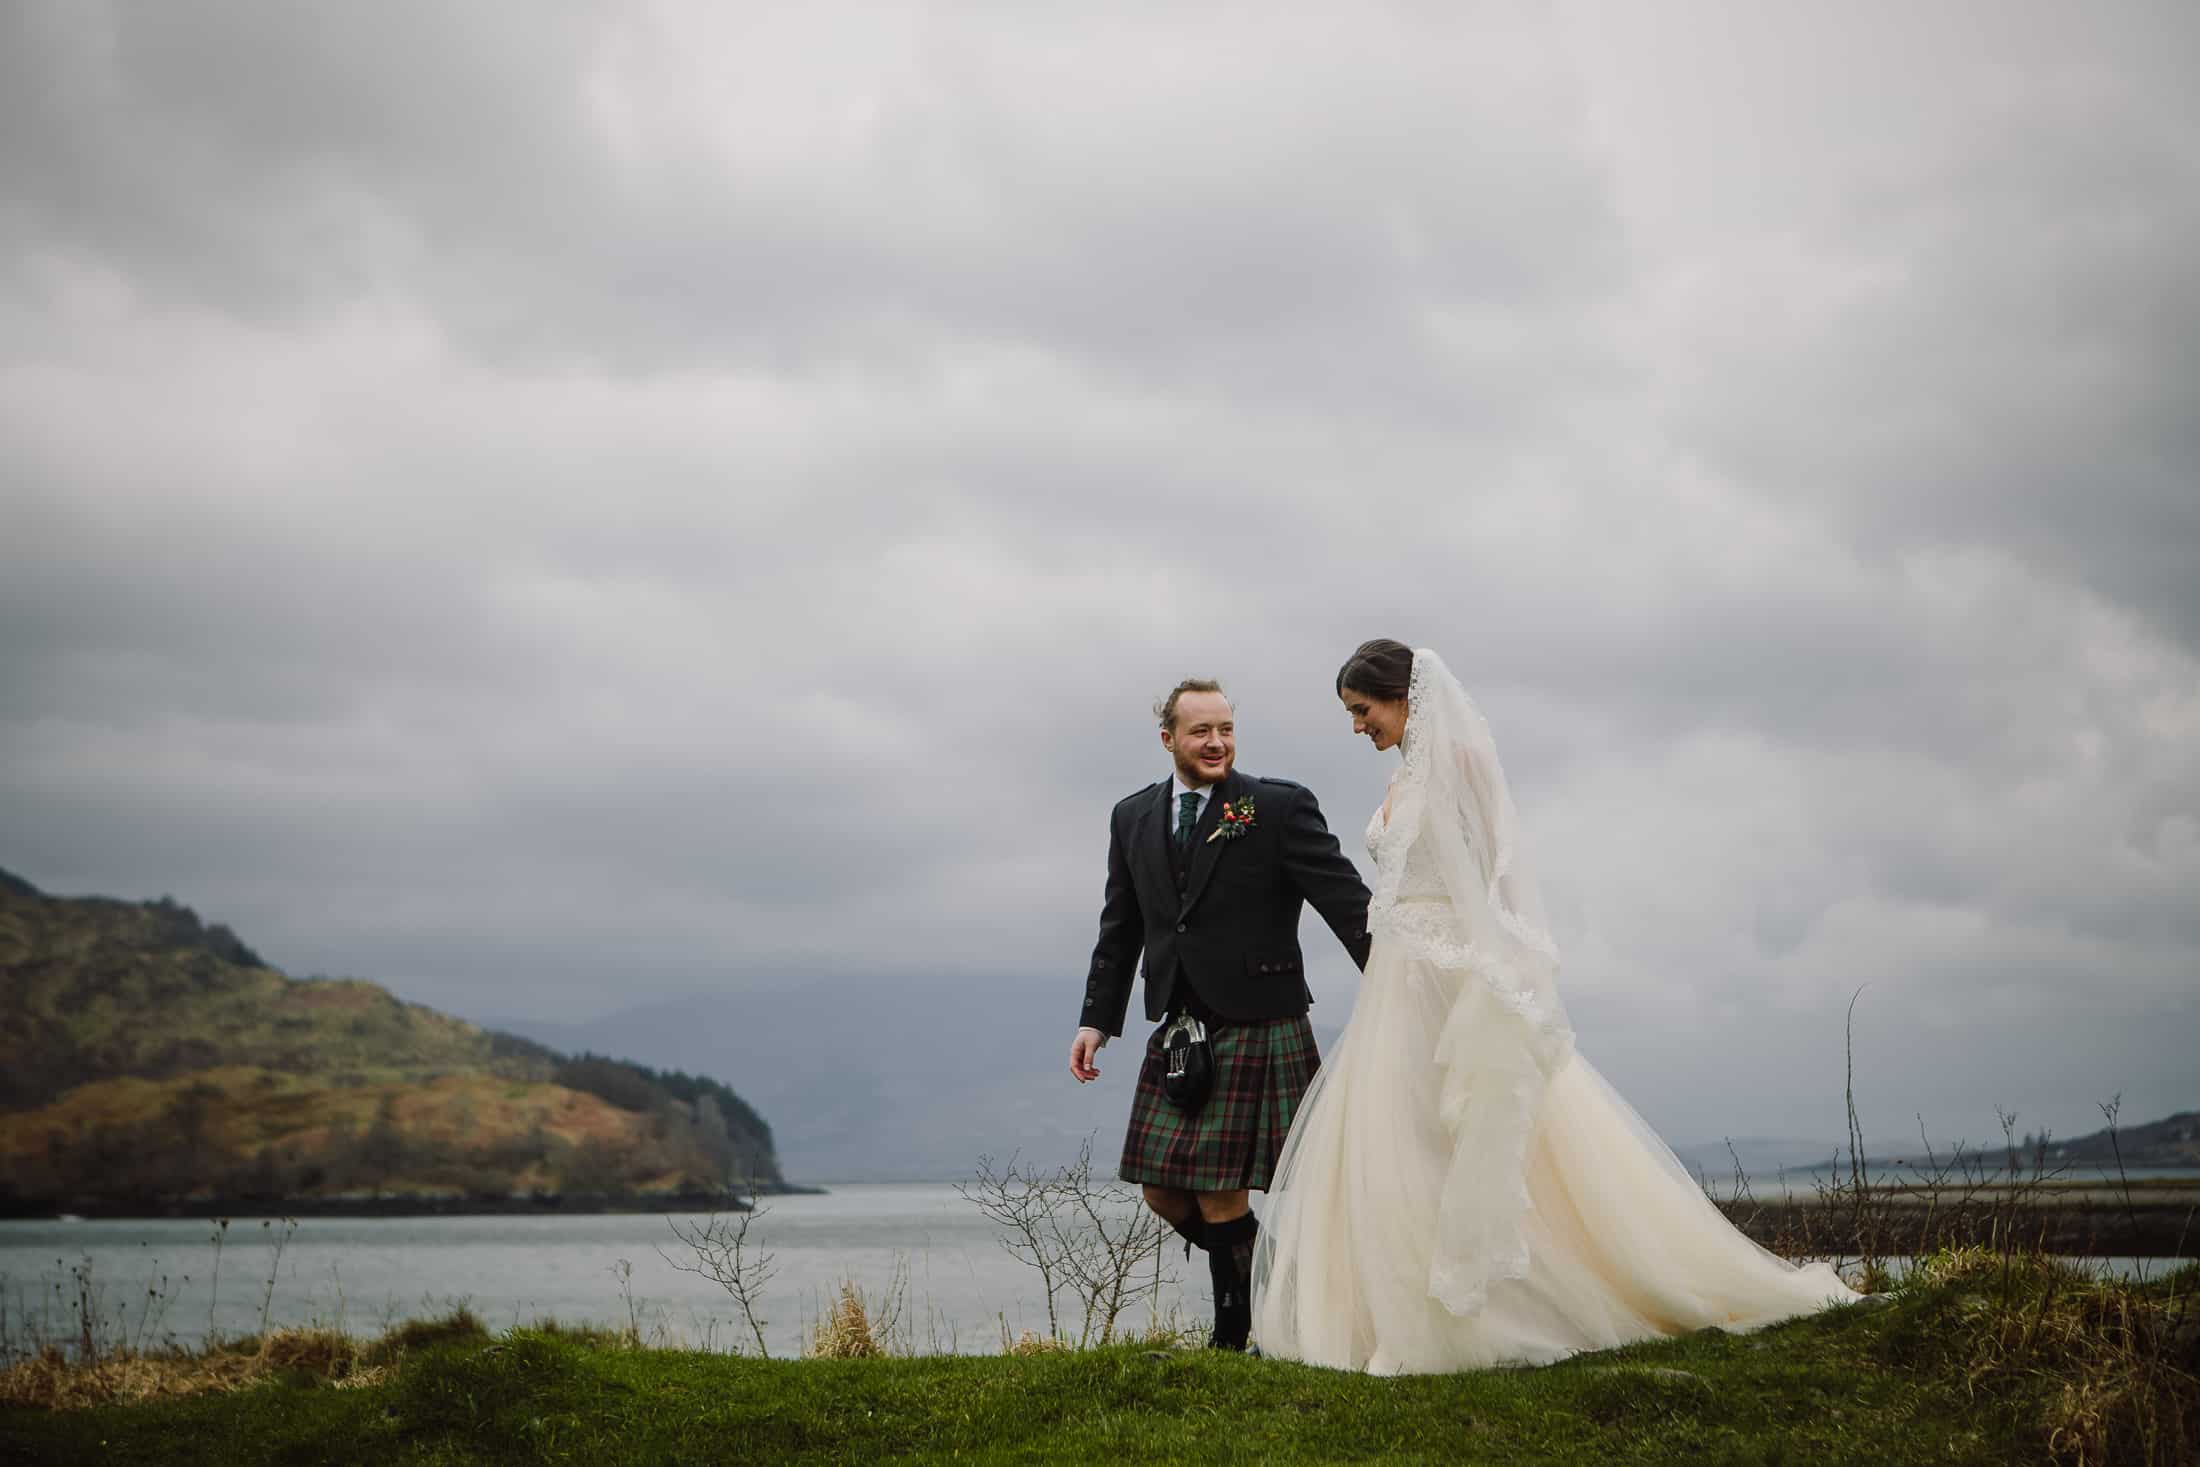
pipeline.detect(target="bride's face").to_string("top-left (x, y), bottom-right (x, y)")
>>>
top-left (1341, 687), bottom-right (1407, 752)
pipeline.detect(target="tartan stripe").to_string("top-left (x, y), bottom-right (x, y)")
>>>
top-left (1118, 1014), bottom-right (1319, 1193)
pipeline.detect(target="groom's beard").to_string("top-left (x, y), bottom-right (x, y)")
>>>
top-left (1170, 749), bottom-right (1232, 787)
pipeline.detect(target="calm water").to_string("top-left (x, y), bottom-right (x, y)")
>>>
top-left (6, 1174), bottom-right (2185, 1361)
top-left (0, 1185), bottom-right (1200, 1359)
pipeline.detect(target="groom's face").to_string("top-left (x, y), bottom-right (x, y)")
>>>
top-left (1162, 691), bottom-right (1236, 787)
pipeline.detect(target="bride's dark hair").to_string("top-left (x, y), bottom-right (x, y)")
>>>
top-left (1336, 639), bottom-right (1414, 701)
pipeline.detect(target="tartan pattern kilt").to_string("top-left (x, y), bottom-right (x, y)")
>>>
top-left (1118, 1014), bottom-right (1320, 1193)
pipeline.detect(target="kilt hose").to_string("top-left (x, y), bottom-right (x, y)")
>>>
top-left (1118, 1013), bottom-right (1320, 1194)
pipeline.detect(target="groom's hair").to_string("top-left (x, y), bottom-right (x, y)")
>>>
top-left (1156, 678), bottom-right (1228, 732)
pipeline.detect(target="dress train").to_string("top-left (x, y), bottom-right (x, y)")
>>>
top-left (1252, 938), bottom-right (1856, 1373)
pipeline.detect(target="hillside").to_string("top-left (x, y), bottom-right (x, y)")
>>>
top-left (0, 868), bottom-right (781, 1212)
top-left (2049, 1109), bottom-right (2200, 1169)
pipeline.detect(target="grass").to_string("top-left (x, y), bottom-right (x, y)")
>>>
top-left (3, 1258), bottom-right (2194, 1466)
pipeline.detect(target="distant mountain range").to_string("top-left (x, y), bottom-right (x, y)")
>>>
top-left (2046, 1110), bottom-right (2200, 1168)
top-left (488, 982), bottom-right (2198, 1186)
top-left (0, 867), bottom-right (781, 1213)
top-left (1668, 1115), bottom-right (2200, 1182)
top-left (479, 977), bottom-right (1187, 1185)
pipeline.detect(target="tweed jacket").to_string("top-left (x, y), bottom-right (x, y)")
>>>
top-left (1079, 767), bottom-right (1373, 1036)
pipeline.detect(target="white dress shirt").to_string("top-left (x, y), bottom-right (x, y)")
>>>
top-left (1168, 772), bottom-right (1215, 837)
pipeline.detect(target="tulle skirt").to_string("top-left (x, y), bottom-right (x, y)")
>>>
top-left (1251, 936), bottom-right (1857, 1374)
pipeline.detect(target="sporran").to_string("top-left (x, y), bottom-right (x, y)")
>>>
top-left (1160, 1012), bottom-right (1213, 1109)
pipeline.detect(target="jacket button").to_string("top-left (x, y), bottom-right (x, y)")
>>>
top-left (1176, 922), bottom-right (1187, 933)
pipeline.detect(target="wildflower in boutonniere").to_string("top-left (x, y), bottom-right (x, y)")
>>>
top-left (1206, 796), bottom-right (1258, 843)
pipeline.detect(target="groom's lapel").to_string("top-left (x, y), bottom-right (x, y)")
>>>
top-left (1132, 780), bottom-right (1171, 894)
top-left (1178, 768), bottom-right (1245, 916)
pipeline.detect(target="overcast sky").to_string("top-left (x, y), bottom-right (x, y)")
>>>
top-left (4, 2), bottom-right (2194, 1151)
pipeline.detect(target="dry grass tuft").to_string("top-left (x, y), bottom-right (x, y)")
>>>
top-left (327, 1363), bottom-right (394, 1391)
top-left (1905, 1248), bottom-right (2200, 1467)
top-left (256, 1327), bottom-right (365, 1375)
top-left (1004, 1329), bottom-right (1069, 1357)
top-left (1126, 1318), bottom-right (1203, 1351)
top-left (808, 1283), bottom-right (888, 1360)
top-left (804, 1262), bottom-right (912, 1360)
top-left (1912, 1244), bottom-right (2000, 1287)
top-left (0, 1313), bottom-right (469, 1411)
top-left (2013, 1278), bottom-right (2195, 1467)
top-left (3, 1344), bottom-right (268, 1410)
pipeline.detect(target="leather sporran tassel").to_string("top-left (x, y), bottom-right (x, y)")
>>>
top-left (1160, 1013), bottom-right (1213, 1109)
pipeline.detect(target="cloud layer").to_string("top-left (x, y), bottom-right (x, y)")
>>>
top-left (5, 1), bottom-right (2194, 1154)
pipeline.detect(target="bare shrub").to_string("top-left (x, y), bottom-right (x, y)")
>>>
top-left (258, 1219), bottom-right (297, 1338)
top-left (957, 1135), bottom-right (1174, 1348)
top-left (658, 1183), bottom-right (778, 1356)
top-left (1715, 993), bottom-right (2087, 1276)
top-left (606, 1259), bottom-right (642, 1347)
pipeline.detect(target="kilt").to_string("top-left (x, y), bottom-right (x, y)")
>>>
top-left (1118, 1013), bottom-right (1320, 1193)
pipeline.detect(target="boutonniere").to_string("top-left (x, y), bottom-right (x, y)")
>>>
top-left (1205, 796), bottom-right (1257, 843)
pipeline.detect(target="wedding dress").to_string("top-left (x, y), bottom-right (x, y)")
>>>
top-left (1251, 649), bottom-right (1855, 1374)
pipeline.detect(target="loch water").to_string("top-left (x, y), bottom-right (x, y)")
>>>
top-left (5, 1172), bottom-right (2187, 1361)
top-left (0, 1183), bottom-right (1200, 1359)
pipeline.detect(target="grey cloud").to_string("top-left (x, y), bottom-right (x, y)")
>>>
top-left (1597, 8), bottom-right (2200, 651)
top-left (3, 2), bottom-right (2195, 1155)
top-left (0, 2), bottom-right (611, 316)
top-left (3, 3), bottom-right (1628, 405)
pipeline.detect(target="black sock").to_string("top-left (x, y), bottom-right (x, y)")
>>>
top-left (1205, 1211), bottom-right (1259, 1350)
top-left (1229, 1214), bottom-right (1259, 1284)
top-left (1166, 1210), bottom-right (1207, 1259)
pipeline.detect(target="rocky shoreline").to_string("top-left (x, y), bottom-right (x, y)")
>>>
top-left (0, 1183), bottom-right (827, 1222)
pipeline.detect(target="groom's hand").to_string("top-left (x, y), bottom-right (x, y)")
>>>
top-left (1069, 1027), bottom-right (1106, 1083)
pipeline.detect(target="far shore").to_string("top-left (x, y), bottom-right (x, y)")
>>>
top-left (1715, 1175), bottom-right (2198, 1258)
top-left (0, 1183), bottom-right (829, 1223)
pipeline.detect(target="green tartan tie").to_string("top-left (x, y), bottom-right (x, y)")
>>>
top-left (1175, 791), bottom-right (1202, 854)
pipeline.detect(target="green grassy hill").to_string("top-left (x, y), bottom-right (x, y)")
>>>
top-left (0, 867), bottom-right (781, 1211)
top-left (6, 1255), bottom-right (2197, 1466)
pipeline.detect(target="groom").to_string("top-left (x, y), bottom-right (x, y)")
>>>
top-left (1069, 677), bottom-right (1372, 1350)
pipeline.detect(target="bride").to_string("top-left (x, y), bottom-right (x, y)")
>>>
top-left (1251, 640), bottom-right (1857, 1373)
